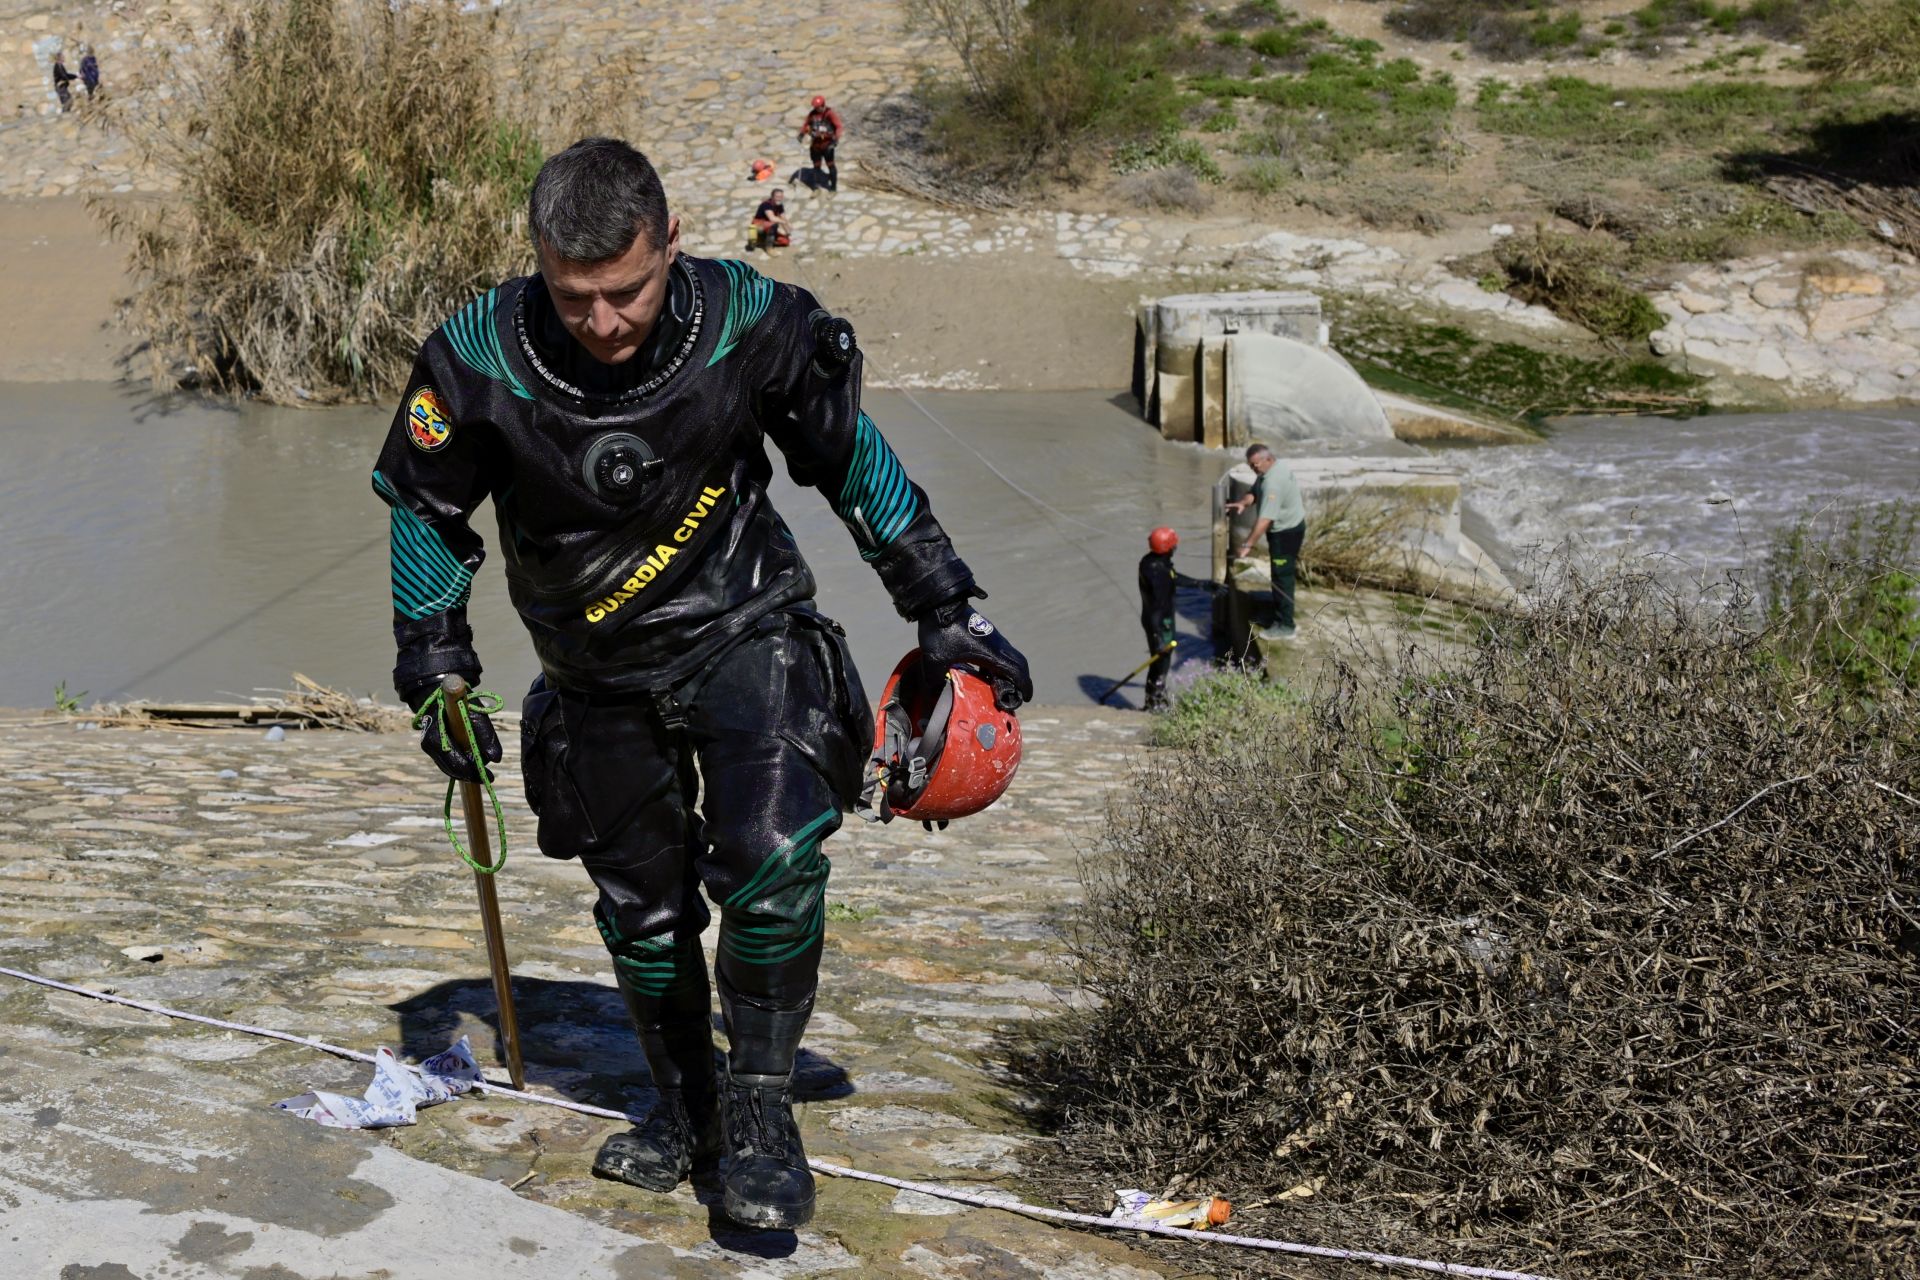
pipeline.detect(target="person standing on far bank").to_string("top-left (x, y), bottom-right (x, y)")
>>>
top-left (798, 95), bottom-right (842, 191)
top-left (370, 138), bottom-right (1031, 1231)
top-left (79, 46), bottom-right (100, 101)
top-left (1226, 442), bottom-right (1306, 638)
top-left (51, 52), bottom-right (76, 112)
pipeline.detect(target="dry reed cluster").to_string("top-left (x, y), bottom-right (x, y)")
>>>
top-left (103, 0), bottom-right (637, 404)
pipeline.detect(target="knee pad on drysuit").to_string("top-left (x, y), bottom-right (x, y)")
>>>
top-left (595, 904), bottom-right (708, 1001)
top-left (716, 808), bottom-right (837, 983)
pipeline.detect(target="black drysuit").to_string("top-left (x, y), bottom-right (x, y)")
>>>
top-left (1137, 551), bottom-right (1176, 709)
top-left (371, 255), bottom-right (976, 1075)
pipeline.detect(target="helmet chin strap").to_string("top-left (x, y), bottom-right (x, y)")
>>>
top-left (896, 675), bottom-right (955, 804)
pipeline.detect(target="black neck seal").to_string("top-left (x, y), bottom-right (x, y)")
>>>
top-left (518, 257), bottom-right (704, 403)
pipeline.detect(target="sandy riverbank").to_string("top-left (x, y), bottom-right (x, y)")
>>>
top-left (0, 196), bottom-right (131, 382)
top-left (0, 195), bottom-right (1184, 392)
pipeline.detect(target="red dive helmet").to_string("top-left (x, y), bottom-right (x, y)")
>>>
top-left (1149, 526), bottom-right (1179, 555)
top-left (869, 651), bottom-right (1022, 823)
top-left (811, 95), bottom-right (826, 108)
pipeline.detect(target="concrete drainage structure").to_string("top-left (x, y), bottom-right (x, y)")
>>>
top-left (1136, 290), bottom-right (1518, 667)
top-left (1134, 290), bottom-right (1531, 445)
top-left (1134, 291), bottom-right (1394, 448)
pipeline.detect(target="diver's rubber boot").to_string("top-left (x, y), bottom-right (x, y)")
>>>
top-left (718, 984), bottom-right (815, 1228)
top-left (720, 1068), bottom-right (815, 1228)
top-left (593, 1083), bottom-right (722, 1191)
top-left (594, 960), bottom-right (722, 1192)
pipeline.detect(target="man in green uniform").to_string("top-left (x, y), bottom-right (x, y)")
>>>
top-left (1226, 442), bottom-right (1307, 638)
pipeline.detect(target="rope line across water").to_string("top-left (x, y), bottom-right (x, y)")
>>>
top-left (0, 965), bottom-right (1557, 1280)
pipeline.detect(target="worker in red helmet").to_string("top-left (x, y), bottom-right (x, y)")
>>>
top-left (798, 95), bottom-right (843, 191)
top-left (1139, 527), bottom-right (1180, 710)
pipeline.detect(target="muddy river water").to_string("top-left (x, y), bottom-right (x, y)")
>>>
top-left (2, 382), bottom-right (1917, 710)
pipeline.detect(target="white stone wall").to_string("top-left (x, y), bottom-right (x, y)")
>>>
top-left (1648, 249), bottom-right (1920, 403)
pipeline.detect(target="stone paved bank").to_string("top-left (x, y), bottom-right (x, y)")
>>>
top-left (0, 708), bottom-right (1212, 1279)
top-left (1649, 248), bottom-right (1920, 404)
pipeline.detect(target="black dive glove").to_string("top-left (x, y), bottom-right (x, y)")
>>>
top-left (405, 680), bottom-right (503, 785)
top-left (916, 597), bottom-right (1034, 711)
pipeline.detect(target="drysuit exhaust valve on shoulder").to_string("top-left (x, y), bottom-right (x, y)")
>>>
top-left (583, 433), bottom-right (662, 502)
top-left (809, 310), bottom-right (856, 375)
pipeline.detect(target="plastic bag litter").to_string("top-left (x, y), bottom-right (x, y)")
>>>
top-left (275, 1037), bottom-right (484, 1129)
top-left (1110, 1188), bottom-right (1232, 1229)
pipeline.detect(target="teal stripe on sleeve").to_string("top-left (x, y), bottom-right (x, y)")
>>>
top-left (833, 414), bottom-right (919, 557)
top-left (442, 289), bottom-right (532, 400)
top-left (708, 259), bottom-right (777, 366)
top-left (373, 469), bottom-right (475, 620)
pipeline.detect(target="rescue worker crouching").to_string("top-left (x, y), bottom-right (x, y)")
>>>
top-left (371, 137), bottom-right (1031, 1231)
top-left (750, 187), bottom-right (792, 251)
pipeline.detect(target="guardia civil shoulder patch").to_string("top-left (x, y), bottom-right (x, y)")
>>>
top-left (406, 386), bottom-right (453, 452)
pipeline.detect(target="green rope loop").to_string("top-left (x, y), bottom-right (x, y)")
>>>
top-left (413, 686), bottom-right (509, 875)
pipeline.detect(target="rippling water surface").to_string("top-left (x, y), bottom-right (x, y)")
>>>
top-left (4, 384), bottom-right (1916, 708)
top-left (1450, 409), bottom-right (1920, 577)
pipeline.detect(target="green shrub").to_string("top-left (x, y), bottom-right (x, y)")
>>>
top-left (1768, 501), bottom-right (1920, 698)
top-left (1626, 195), bottom-right (1861, 263)
top-left (1388, 0), bottom-right (1597, 58)
top-left (1150, 670), bottom-right (1299, 749)
top-left (1236, 156), bottom-right (1292, 193)
top-left (1807, 0), bottom-right (1920, 80)
top-left (1530, 9), bottom-right (1585, 46)
top-left (105, 0), bottom-right (551, 402)
top-left (1194, 45), bottom-right (1457, 169)
top-left (1496, 229), bottom-right (1665, 341)
top-left (1249, 25), bottom-right (1308, 57)
top-left (909, 0), bottom-right (1186, 179)
top-left (1199, 105), bottom-right (1240, 132)
top-left (1634, 0), bottom-right (1829, 38)
top-left (1113, 131), bottom-right (1226, 181)
top-left (1476, 75), bottom-right (1812, 148)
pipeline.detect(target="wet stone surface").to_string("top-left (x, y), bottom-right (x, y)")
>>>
top-left (0, 707), bottom-right (1206, 1277)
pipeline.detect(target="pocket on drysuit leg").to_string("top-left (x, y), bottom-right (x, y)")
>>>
top-left (780, 614), bottom-right (873, 809)
top-left (519, 676), bottom-right (596, 858)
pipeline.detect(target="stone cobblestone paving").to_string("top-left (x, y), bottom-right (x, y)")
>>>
top-left (0, 707), bottom-right (1227, 1277)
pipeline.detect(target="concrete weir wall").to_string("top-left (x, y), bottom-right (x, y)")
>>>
top-left (1135, 292), bottom-right (1323, 446)
top-left (1134, 290), bottom-right (1533, 446)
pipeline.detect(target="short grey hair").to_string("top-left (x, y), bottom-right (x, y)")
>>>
top-left (1245, 442), bottom-right (1273, 461)
top-left (528, 137), bottom-right (670, 263)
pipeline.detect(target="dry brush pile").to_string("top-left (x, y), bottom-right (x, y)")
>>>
top-left (1017, 536), bottom-right (1919, 1277)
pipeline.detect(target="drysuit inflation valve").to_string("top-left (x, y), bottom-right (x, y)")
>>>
top-left (583, 433), bottom-right (662, 502)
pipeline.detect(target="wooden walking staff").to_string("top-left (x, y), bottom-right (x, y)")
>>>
top-left (439, 674), bottom-right (526, 1090)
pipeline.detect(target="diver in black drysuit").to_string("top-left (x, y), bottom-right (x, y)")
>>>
top-left (1138, 548), bottom-right (1176, 710)
top-left (371, 172), bottom-right (1030, 1228)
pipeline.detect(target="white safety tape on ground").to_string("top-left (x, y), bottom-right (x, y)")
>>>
top-left (0, 964), bottom-right (1557, 1280)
